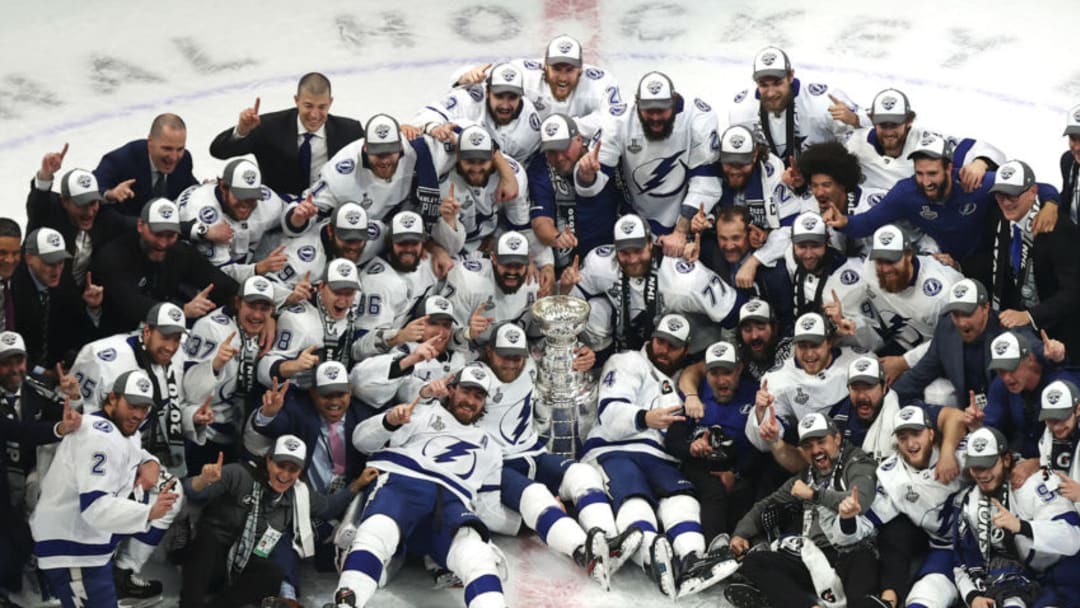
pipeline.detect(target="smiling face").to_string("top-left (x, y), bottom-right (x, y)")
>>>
top-left (913, 158), bottom-right (952, 202)
top-left (295, 91), bottom-right (331, 133)
top-left (0, 353), bottom-right (26, 393)
top-left (62, 198), bottom-right (99, 231)
top-left (104, 394), bottom-right (151, 437)
top-left (722, 162), bottom-right (754, 190)
top-left (318, 283), bottom-right (356, 320)
top-left (457, 158), bottom-right (494, 187)
top-left (739, 320), bottom-right (777, 363)
top-left (487, 348), bottom-right (526, 383)
top-left (147, 126), bottom-right (186, 175)
top-left (647, 336), bottom-right (687, 376)
top-left (237, 299), bottom-right (272, 336)
top-left (798, 432), bottom-right (842, 474)
top-left (616, 245), bottom-right (652, 278)
top-left (794, 339), bottom-right (832, 376)
top-left (794, 241), bottom-right (827, 273)
top-left (0, 236), bottom-right (20, 280)
top-left (26, 255), bottom-right (64, 288)
top-left (874, 254), bottom-right (914, 293)
top-left (848, 380), bottom-right (884, 423)
top-left (220, 184), bottom-right (258, 222)
top-left (137, 221), bottom-right (179, 262)
top-left (446, 383), bottom-right (487, 425)
top-left (969, 455), bottom-right (1008, 495)
top-left (365, 150), bottom-right (402, 180)
top-left (896, 427), bottom-right (934, 469)
top-left (311, 389), bottom-right (349, 424)
top-left (810, 173), bottom-right (847, 212)
top-left (994, 185), bottom-right (1037, 223)
top-left (637, 107), bottom-right (675, 140)
top-left (873, 119), bottom-right (912, 158)
top-left (756, 74), bottom-right (793, 113)
top-left (544, 136), bottom-right (585, 175)
top-left (544, 62), bottom-right (581, 100)
top-left (266, 455), bottom-right (303, 494)
top-left (488, 91), bottom-right (522, 126)
top-left (142, 326), bottom-right (181, 365)
top-left (716, 218), bottom-right (750, 264)
top-left (388, 239), bottom-right (422, 273)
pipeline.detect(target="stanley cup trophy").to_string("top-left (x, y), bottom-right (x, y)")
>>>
top-left (531, 295), bottom-right (598, 459)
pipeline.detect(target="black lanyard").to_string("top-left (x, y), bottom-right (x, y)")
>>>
top-left (616, 247), bottom-right (662, 351)
top-left (759, 95), bottom-right (798, 161)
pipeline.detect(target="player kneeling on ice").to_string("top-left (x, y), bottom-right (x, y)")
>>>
top-left (331, 364), bottom-right (507, 608)
top-left (580, 313), bottom-right (738, 599)
top-left (475, 321), bottom-right (641, 590)
top-left (726, 412), bottom-right (879, 608)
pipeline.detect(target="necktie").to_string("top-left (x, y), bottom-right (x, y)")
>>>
top-left (329, 421), bottom-right (345, 476)
top-left (39, 290), bottom-right (50, 364)
top-left (299, 133), bottom-right (315, 186)
top-left (73, 231), bottom-right (92, 286)
top-left (1009, 224), bottom-right (1022, 276)
top-left (152, 172), bottom-right (167, 198)
top-left (1, 281), bottom-right (11, 331)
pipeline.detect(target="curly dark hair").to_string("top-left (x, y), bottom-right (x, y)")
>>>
top-left (796, 141), bottom-right (862, 193)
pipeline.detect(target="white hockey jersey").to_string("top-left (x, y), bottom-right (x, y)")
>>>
top-left (1037, 428), bottom-right (1080, 510)
top-left (728, 80), bottom-right (861, 158)
top-left (257, 299), bottom-right (360, 389)
top-left (353, 393), bottom-right (503, 512)
top-left (267, 223), bottom-right (385, 303)
top-left (845, 125), bottom-right (1006, 192)
top-left (431, 155), bottom-right (532, 256)
top-left (953, 479), bottom-right (1080, 600)
top-left (30, 412), bottom-right (151, 569)
top-left (181, 309), bottom-right (261, 444)
top-left (351, 257), bottom-right (440, 359)
top-left (581, 347), bottom-right (682, 463)
top-left (866, 448), bottom-right (968, 547)
top-left (512, 59), bottom-right (622, 138)
top-left (745, 346), bottom-right (863, 452)
top-left (415, 85), bottom-right (542, 163)
top-left (349, 343), bottom-right (471, 410)
top-left (70, 333), bottom-right (205, 472)
top-left (305, 135), bottom-right (453, 223)
top-left (576, 96), bottom-right (720, 232)
top-left (831, 255), bottom-right (962, 354)
top-left (475, 358), bottom-right (545, 459)
top-left (176, 182), bottom-right (287, 283)
top-left (442, 258), bottom-right (538, 345)
top-left (571, 246), bottom-right (735, 351)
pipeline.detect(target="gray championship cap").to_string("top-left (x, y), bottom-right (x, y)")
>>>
top-left (314, 361), bottom-right (349, 395)
top-left (793, 312), bottom-right (829, 345)
top-left (458, 125), bottom-right (494, 161)
top-left (540, 114), bottom-right (580, 152)
top-left (653, 313), bottom-right (690, 348)
top-left (791, 212), bottom-right (827, 244)
top-left (719, 125), bottom-right (757, 165)
top-left (24, 228), bottom-right (71, 264)
top-left (739, 299), bottom-right (773, 325)
top-left (705, 340), bottom-right (739, 371)
top-left (221, 158), bottom-right (263, 200)
top-left (488, 63), bottom-right (525, 97)
top-left (752, 46), bottom-right (791, 81)
top-left (333, 202), bottom-right (374, 241)
top-left (494, 231), bottom-right (529, 266)
top-left (364, 114), bottom-right (404, 155)
top-left (893, 405), bottom-right (932, 433)
top-left (146, 302), bottom-right (187, 335)
top-left (1063, 104), bottom-right (1080, 136)
top-left (906, 133), bottom-right (952, 161)
top-left (454, 364), bottom-right (492, 394)
top-left (492, 322), bottom-right (528, 357)
top-left (868, 225), bottom-right (908, 263)
top-left (0, 331), bottom-right (26, 360)
top-left (1039, 379), bottom-right (1080, 421)
top-left (389, 211), bottom-right (425, 244)
top-left (847, 356), bottom-right (884, 385)
top-left (613, 214), bottom-right (650, 251)
top-left (271, 434), bottom-right (307, 467)
top-left (636, 72), bottom-right (675, 110)
top-left (112, 369), bottom-right (155, 407)
top-left (60, 168), bottom-right (105, 206)
top-left (943, 279), bottom-right (988, 315)
top-left (869, 88), bottom-right (912, 125)
top-left (965, 426), bottom-right (1008, 469)
top-left (989, 331), bottom-right (1031, 372)
top-left (140, 198), bottom-right (181, 234)
top-left (797, 412), bottom-right (837, 442)
top-left (421, 295), bottom-right (455, 323)
top-left (989, 160), bottom-right (1036, 197)
top-left (240, 275), bottom-right (275, 305)
top-left (324, 258), bottom-right (361, 291)
top-left (545, 34), bottom-right (583, 68)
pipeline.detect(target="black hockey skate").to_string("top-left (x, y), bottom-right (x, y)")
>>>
top-left (574, 527), bottom-right (611, 591)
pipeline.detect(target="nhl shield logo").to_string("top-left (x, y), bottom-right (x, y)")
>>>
top-left (1047, 389), bottom-right (1063, 405)
top-left (953, 284), bottom-right (969, 298)
top-left (46, 233), bottom-right (61, 248)
top-left (468, 131), bottom-right (486, 147)
top-left (558, 41), bottom-right (573, 54)
top-left (345, 210), bottom-right (362, 225)
top-left (972, 437), bottom-right (989, 452)
top-left (375, 124), bottom-right (391, 140)
top-left (1000, 166), bottom-right (1015, 180)
top-left (168, 308), bottom-right (183, 322)
top-left (646, 79), bottom-right (663, 95)
top-left (544, 122), bottom-right (560, 137)
top-left (77, 174), bottom-right (93, 189)
top-left (761, 52), bottom-right (777, 66)
top-left (136, 378), bottom-right (151, 394)
top-left (800, 215), bottom-right (818, 230)
top-left (730, 134), bottom-right (745, 149)
top-left (284, 437), bottom-right (301, 451)
top-left (993, 340), bottom-right (1010, 356)
top-left (854, 359), bottom-right (871, 372)
top-left (881, 96), bottom-right (897, 111)
top-left (242, 169), bottom-right (257, 186)
top-left (401, 215), bottom-right (417, 229)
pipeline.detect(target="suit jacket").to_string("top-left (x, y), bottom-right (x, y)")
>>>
top-left (989, 212), bottom-right (1080, 357)
top-left (12, 262), bottom-right (102, 368)
top-left (93, 139), bottom-right (198, 217)
top-left (892, 313), bottom-right (1005, 404)
top-left (209, 108), bottom-right (364, 196)
top-left (25, 179), bottom-right (127, 285)
top-left (1062, 150), bottom-right (1079, 218)
top-left (90, 231), bottom-right (238, 334)
top-left (251, 392), bottom-right (368, 482)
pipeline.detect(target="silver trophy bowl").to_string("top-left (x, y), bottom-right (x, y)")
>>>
top-left (531, 296), bottom-right (597, 458)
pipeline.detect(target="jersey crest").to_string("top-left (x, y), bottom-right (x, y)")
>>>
top-left (632, 150), bottom-right (688, 198)
top-left (422, 436), bottom-right (481, 478)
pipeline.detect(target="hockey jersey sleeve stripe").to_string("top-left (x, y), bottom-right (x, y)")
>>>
top-left (369, 451), bottom-right (474, 501)
top-left (343, 549), bottom-right (385, 582)
top-left (79, 490), bottom-right (107, 513)
top-left (664, 520), bottom-right (703, 543)
top-left (34, 537), bottom-right (121, 558)
top-left (597, 396), bottom-right (631, 418)
top-left (464, 574), bottom-right (502, 607)
top-left (131, 526), bottom-right (167, 546)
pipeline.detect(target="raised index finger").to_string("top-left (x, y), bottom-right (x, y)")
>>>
top-left (224, 330), bottom-right (237, 345)
top-left (449, 182), bottom-right (455, 198)
top-left (1041, 329), bottom-right (1051, 345)
top-left (831, 289), bottom-right (841, 305)
top-left (253, 97), bottom-right (260, 113)
top-left (59, 142), bottom-right (69, 159)
top-left (198, 283), bottom-right (215, 298)
top-left (216, 451), bottom-right (224, 467)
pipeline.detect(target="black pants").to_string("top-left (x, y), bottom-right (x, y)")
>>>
top-left (740, 543), bottom-right (879, 608)
top-left (179, 529), bottom-right (283, 608)
top-left (877, 517), bottom-right (926, 603)
top-left (683, 466), bottom-right (754, 544)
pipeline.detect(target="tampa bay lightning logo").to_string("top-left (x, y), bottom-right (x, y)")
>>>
top-left (298, 245), bottom-right (316, 262)
top-left (94, 420), bottom-right (112, 433)
top-left (499, 393), bottom-right (532, 444)
top-left (199, 206), bottom-right (218, 224)
top-left (840, 269), bottom-right (859, 285)
top-left (632, 150), bottom-right (688, 197)
top-left (422, 436), bottom-right (480, 478)
top-left (98, 347), bottom-right (116, 361)
top-left (922, 278), bottom-right (942, 297)
top-left (336, 158), bottom-right (355, 174)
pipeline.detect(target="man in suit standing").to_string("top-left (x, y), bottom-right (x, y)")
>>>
top-left (987, 159), bottom-right (1080, 357)
top-left (13, 228), bottom-right (104, 370)
top-left (0, 219), bottom-right (21, 333)
top-left (1062, 104), bottom-right (1080, 226)
top-left (209, 72), bottom-right (364, 196)
top-left (27, 146), bottom-right (126, 287)
top-left (93, 113), bottom-right (198, 218)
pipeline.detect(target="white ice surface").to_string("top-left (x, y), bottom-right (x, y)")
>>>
top-left (2, 0), bottom-right (1078, 605)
